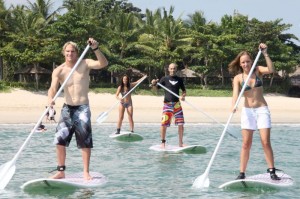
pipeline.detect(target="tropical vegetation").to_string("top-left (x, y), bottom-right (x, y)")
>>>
top-left (0, 0), bottom-right (299, 94)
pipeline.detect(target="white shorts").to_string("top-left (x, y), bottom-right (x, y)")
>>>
top-left (241, 106), bottom-right (271, 130)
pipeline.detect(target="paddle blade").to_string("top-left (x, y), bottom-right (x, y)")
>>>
top-left (192, 173), bottom-right (210, 189)
top-left (0, 161), bottom-right (16, 190)
top-left (96, 112), bottom-right (108, 124)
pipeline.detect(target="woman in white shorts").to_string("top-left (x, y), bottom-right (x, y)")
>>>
top-left (228, 43), bottom-right (280, 181)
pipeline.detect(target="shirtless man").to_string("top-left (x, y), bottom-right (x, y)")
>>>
top-left (48, 38), bottom-right (108, 180)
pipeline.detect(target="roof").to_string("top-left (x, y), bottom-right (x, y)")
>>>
top-left (114, 67), bottom-right (145, 77)
top-left (15, 65), bottom-right (52, 74)
top-left (290, 66), bottom-right (300, 77)
top-left (176, 68), bottom-right (200, 78)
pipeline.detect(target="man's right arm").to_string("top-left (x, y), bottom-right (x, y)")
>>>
top-left (48, 69), bottom-right (60, 105)
top-left (86, 38), bottom-right (108, 69)
top-left (150, 78), bottom-right (160, 92)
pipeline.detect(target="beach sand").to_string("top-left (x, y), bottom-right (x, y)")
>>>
top-left (0, 89), bottom-right (298, 124)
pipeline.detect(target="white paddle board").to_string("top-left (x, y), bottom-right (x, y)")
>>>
top-left (109, 131), bottom-right (143, 142)
top-left (219, 173), bottom-right (293, 190)
top-left (35, 129), bottom-right (47, 133)
top-left (21, 172), bottom-right (107, 191)
top-left (149, 144), bottom-right (206, 154)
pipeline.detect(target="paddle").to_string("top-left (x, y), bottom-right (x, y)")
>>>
top-left (192, 50), bottom-right (262, 189)
top-left (156, 82), bottom-right (239, 139)
top-left (0, 44), bottom-right (91, 190)
top-left (96, 75), bottom-right (148, 123)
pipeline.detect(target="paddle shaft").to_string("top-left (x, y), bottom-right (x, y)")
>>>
top-left (157, 82), bottom-right (238, 139)
top-left (98, 75), bottom-right (147, 116)
top-left (11, 44), bottom-right (91, 164)
top-left (203, 50), bottom-right (262, 176)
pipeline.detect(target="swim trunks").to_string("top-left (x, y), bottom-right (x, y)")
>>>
top-left (241, 106), bottom-right (271, 130)
top-left (161, 101), bottom-right (184, 126)
top-left (53, 104), bottom-right (93, 148)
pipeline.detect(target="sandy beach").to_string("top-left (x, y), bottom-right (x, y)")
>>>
top-left (0, 89), bottom-right (299, 124)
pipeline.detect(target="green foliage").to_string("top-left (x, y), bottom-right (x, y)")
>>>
top-left (0, 79), bottom-right (289, 97)
top-left (91, 85), bottom-right (233, 97)
top-left (0, 0), bottom-right (299, 91)
top-left (0, 81), bottom-right (10, 92)
top-left (0, 80), bottom-right (49, 91)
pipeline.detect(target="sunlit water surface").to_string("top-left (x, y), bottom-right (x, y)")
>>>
top-left (0, 123), bottom-right (299, 199)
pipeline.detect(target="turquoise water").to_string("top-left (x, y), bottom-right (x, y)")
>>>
top-left (0, 123), bottom-right (299, 199)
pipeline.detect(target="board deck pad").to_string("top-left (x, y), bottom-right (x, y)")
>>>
top-left (21, 172), bottom-right (107, 192)
top-left (109, 131), bottom-right (143, 142)
top-left (149, 144), bottom-right (206, 154)
top-left (219, 173), bottom-right (293, 190)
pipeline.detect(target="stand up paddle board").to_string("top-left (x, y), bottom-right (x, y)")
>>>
top-left (109, 131), bottom-right (143, 142)
top-left (21, 172), bottom-right (107, 192)
top-left (219, 173), bottom-right (293, 190)
top-left (149, 144), bottom-right (206, 154)
top-left (35, 129), bottom-right (47, 133)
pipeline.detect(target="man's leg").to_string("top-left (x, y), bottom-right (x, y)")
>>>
top-left (82, 148), bottom-right (92, 180)
top-left (50, 145), bottom-right (66, 179)
top-left (160, 125), bottom-right (167, 148)
top-left (178, 125), bottom-right (184, 147)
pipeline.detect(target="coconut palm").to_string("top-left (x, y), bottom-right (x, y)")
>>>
top-left (136, 6), bottom-right (190, 76)
top-left (1, 4), bottom-right (58, 88)
top-left (26, 0), bottom-right (61, 22)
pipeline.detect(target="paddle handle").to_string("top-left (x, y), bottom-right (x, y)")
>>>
top-left (11, 45), bottom-right (91, 164)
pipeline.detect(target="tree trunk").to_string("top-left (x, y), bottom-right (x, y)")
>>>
top-left (200, 74), bottom-right (204, 86)
top-left (184, 64), bottom-right (188, 83)
top-left (220, 63), bottom-right (224, 86)
top-left (0, 56), bottom-right (3, 80)
top-left (110, 71), bottom-right (114, 84)
top-left (34, 63), bottom-right (39, 90)
top-left (203, 75), bottom-right (208, 88)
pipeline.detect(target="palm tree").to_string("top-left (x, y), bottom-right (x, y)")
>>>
top-left (62, 0), bottom-right (101, 17)
top-left (137, 7), bottom-right (190, 76)
top-left (185, 11), bottom-right (231, 87)
top-left (0, 0), bottom-right (9, 80)
top-left (26, 0), bottom-right (60, 22)
top-left (104, 7), bottom-right (142, 82)
top-left (1, 4), bottom-right (57, 88)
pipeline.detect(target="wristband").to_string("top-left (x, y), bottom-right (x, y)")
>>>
top-left (92, 47), bottom-right (99, 51)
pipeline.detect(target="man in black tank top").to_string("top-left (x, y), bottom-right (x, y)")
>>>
top-left (151, 63), bottom-right (186, 148)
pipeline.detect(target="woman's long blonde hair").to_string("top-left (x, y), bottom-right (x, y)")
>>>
top-left (228, 51), bottom-right (253, 75)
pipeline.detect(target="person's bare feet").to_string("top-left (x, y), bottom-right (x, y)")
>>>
top-left (84, 172), bottom-right (93, 181)
top-left (50, 171), bottom-right (65, 179)
top-left (179, 144), bottom-right (187, 147)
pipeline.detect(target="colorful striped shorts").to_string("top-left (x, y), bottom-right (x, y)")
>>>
top-left (161, 101), bottom-right (184, 126)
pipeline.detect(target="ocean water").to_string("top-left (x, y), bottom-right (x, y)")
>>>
top-left (0, 123), bottom-right (299, 199)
